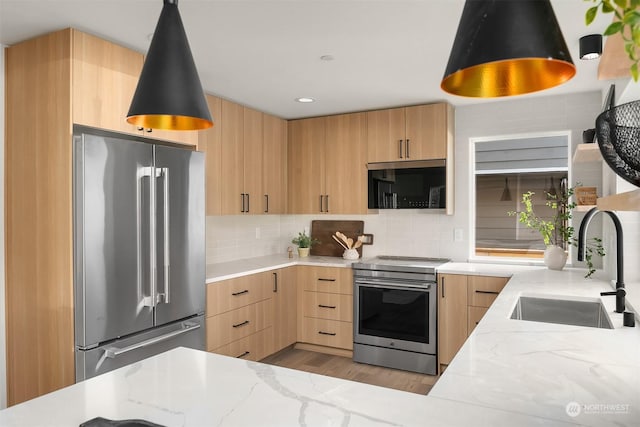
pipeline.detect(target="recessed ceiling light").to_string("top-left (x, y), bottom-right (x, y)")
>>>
top-left (320, 55), bottom-right (334, 61)
top-left (295, 97), bottom-right (315, 103)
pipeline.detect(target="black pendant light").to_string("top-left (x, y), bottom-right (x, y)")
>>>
top-left (579, 34), bottom-right (602, 60)
top-left (441, 0), bottom-right (576, 98)
top-left (127, 0), bottom-right (213, 130)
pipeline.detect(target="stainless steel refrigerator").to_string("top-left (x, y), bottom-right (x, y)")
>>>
top-left (73, 126), bottom-right (206, 381)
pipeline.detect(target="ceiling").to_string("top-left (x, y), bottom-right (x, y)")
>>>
top-left (0, 0), bottom-right (623, 120)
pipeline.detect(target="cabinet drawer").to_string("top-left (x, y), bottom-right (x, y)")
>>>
top-left (468, 306), bottom-right (488, 335)
top-left (206, 273), bottom-right (271, 316)
top-left (303, 291), bottom-right (353, 322)
top-left (212, 327), bottom-right (274, 362)
top-left (206, 299), bottom-right (273, 350)
top-left (467, 276), bottom-right (509, 308)
top-left (301, 266), bottom-right (353, 295)
top-left (300, 317), bottom-right (353, 350)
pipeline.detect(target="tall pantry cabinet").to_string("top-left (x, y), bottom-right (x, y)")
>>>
top-left (4, 28), bottom-right (199, 406)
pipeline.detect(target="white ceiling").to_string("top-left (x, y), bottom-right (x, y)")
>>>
top-left (0, 0), bottom-right (624, 119)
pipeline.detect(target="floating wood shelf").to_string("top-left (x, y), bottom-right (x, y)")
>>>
top-left (597, 189), bottom-right (640, 212)
top-left (574, 205), bottom-right (596, 212)
top-left (572, 144), bottom-right (601, 163)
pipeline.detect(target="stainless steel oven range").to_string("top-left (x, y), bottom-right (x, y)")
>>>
top-left (352, 256), bottom-right (449, 375)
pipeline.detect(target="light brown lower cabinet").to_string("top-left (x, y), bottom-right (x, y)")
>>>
top-left (300, 317), bottom-right (353, 349)
top-left (213, 327), bottom-right (274, 362)
top-left (297, 266), bottom-right (354, 351)
top-left (438, 274), bottom-right (510, 367)
top-left (438, 274), bottom-right (468, 366)
top-left (206, 298), bottom-right (273, 350)
top-left (273, 268), bottom-right (297, 351)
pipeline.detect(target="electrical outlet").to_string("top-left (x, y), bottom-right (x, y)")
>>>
top-left (454, 228), bottom-right (463, 242)
top-left (304, 226), bottom-right (310, 235)
top-left (255, 227), bottom-right (261, 239)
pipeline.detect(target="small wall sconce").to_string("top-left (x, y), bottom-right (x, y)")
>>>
top-left (579, 34), bottom-right (603, 60)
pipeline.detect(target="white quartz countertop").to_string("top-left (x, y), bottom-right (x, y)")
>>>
top-left (3, 257), bottom-right (638, 426)
top-left (0, 347), bottom-right (577, 427)
top-left (206, 254), bottom-right (355, 283)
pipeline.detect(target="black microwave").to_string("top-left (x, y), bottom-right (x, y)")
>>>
top-left (367, 160), bottom-right (446, 209)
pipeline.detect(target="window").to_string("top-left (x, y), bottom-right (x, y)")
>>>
top-left (472, 133), bottom-right (570, 260)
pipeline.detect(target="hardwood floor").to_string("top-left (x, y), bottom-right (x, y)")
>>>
top-left (261, 346), bottom-right (439, 394)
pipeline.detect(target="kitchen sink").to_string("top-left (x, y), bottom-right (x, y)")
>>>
top-left (510, 295), bottom-right (613, 329)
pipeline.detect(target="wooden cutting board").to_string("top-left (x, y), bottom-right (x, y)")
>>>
top-left (310, 220), bottom-right (365, 257)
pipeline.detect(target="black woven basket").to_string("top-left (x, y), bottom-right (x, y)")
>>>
top-left (596, 100), bottom-right (640, 187)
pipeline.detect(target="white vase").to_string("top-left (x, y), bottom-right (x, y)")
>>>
top-left (297, 247), bottom-right (310, 258)
top-left (544, 245), bottom-right (568, 270)
top-left (343, 249), bottom-right (359, 260)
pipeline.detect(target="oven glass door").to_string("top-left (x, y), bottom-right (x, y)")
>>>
top-left (355, 281), bottom-right (436, 354)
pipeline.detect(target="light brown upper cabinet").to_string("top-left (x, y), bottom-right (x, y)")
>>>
top-left (288, 117), bottom-right (327, 214)
top-left (288, 113), bottom-right (367, 214)
top-left (263, 113), bottom-right (288, 214)
top-left (200, 94), bottom-right (223, 215)
top-left (367, 103), bottom-right (452, 163)
top-left (220, 101), bottom-right (265, 214)
top-left (324, 113), bottom-right (368, 214)
top-left (72, 30), bottom-right (198, 147)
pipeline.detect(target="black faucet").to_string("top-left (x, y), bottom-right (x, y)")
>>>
top-left (577, 207), bottom-right (625, 313)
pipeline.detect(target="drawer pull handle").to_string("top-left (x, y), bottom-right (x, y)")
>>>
top-left (474, 290), bottom-right (500, 295)
top-left (318, 331), bottom-right (336, 336)
top-left (318, 304), bottom-right (336, 309)
top-left (475, 321), bottom-right (479, 325)
top-left (233, 320), bottom-right (250, 328)
top-left (318, 278), bottom-right (336, 282)
top-left (232, 290), bottom-right (249, 296)
top-left (237, 351), bottom-right (250, 359)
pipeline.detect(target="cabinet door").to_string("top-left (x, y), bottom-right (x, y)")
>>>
top-left (405, 104), bottom-right (449, 160)
top-left (273, 268), bottom-right (297, 352)
top-left (438, 274), bottom-right (468, 366)
top-left (467, 275), bottom-right (509, 308)
top-left (287, 117), bottom-right (326, 214)
top-left (201, 95), bottom-right (223, 215)
top-left (263, 113), bottom-right (287, 214)
top-left (243, 107), bottom-right (264, 214)
top-left (220, 99), bottom-right (245, 214)
top-left (366, 108), bottom-right (405, 162)
top-left (325, 112), bottom-right (367, 214)
top-left (72, 30), bottom-right (142, 136)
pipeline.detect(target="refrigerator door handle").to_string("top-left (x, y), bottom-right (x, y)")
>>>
top-left (103, 321), bottom-right (200, 359)
top-left (157, 167), bottom-right (170, 304)
top-left (140, 166), bottom-right (155, 308)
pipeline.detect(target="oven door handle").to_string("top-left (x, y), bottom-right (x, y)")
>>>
top-left (355, 280), bottom-right (433, 291)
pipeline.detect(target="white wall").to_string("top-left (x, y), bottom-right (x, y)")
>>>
top-left (1, 44), bottom-right (7, 409)
top-left (206, 91), bottom-right (606, 270)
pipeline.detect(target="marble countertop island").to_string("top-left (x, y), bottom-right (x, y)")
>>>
top-left (0, 347), bottom-right (576, 427)
top-left (2, 258), bottom-right (638, 426)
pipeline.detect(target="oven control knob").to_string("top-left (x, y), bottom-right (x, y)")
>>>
top-left (390, 341), bottom-right (395, 347)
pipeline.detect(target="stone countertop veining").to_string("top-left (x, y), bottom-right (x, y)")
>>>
top-left (0, 347), bottom-right (577, 427)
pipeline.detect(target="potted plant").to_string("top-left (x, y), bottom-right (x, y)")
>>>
top-left (291, 231), bottom-right (319, 258)
top-left (508, 186), bottom-right (604, 277)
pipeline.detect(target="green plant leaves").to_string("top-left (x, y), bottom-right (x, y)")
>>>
top-left (586, 6), bottom-right (599, 24)
top-left (604, 21), bottom-right (624, 35)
